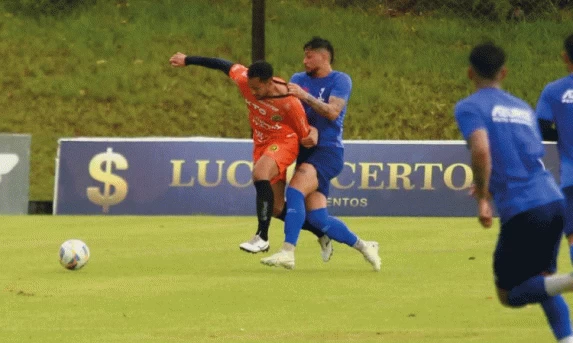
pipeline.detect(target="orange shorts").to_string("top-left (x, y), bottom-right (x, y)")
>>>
top-left (253, 136), bottom-right (299, 184)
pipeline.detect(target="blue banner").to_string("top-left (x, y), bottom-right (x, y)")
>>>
top-left (54, 138), bottom-right (559, 216)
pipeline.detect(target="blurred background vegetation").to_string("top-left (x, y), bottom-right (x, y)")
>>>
top-left (1, 0), bottom-right (572, 201)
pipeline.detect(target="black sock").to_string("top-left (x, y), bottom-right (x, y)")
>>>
top-left (277, 202), bottom-right (324, 238)
top-left (254, 180), bottom-right (273, 241)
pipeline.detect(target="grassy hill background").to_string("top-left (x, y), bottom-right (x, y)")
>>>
top-left (1, 0), bottom-right (571, 201)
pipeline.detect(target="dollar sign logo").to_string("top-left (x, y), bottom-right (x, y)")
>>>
top-left (86, 147), bottom-right (129, 213)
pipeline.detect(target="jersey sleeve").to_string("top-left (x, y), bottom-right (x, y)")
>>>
top-left (283, 97), bottom-right (311, 139)
top-left (535, 86), bottom-right (554, 121)
top-left (330, 73), bottom-right (352, 102)
top-left (454, 101), bottom-right (486, 141)
top-left (228, 64), bottom-right (248, 87)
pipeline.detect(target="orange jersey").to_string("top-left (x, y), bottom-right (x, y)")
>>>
top-left (228, 64), bottom-right (311, 145)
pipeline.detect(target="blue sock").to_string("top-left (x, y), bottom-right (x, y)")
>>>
top-left (306, 208), bottom-right (358, 247)
top-left (541, 295), bottom-right (573, 340)
top-left (508, 275), bottom-right (549, 307)
top-left (284, 187), bottom-right (306, 246)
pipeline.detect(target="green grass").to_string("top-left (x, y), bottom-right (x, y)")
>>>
top-left (1, 0), bottom-right (572, 201)
top-left (1, 215), bottom-right (569, 342)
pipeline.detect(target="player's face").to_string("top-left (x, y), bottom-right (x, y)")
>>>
top-left (303, 48), bottom-right (328, 76)
top-left (247, 77), bottom-right (271, 99)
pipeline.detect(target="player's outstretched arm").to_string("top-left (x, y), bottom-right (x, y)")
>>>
top-left (169, 52), bottom-right (234, 75)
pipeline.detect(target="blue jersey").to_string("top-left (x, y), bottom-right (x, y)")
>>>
top-left (535, 74), bottom-right (573, 189)
top-left (290, 71), bottom-right (352, 148)
top-left (455, 87), bottom-right (563, 223)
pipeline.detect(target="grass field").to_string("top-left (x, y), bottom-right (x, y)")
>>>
top-left (2, 215), bottom-right (570, 342)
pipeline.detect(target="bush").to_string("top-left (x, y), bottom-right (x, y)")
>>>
top-left (2, 0), bottom-right (96, 17)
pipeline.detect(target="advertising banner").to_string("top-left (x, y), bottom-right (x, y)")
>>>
top-left (0, 134), bottom-right (31, 214)
top-left (54, 138), bottom-right (559, 216)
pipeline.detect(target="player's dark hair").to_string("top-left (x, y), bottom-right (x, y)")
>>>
top-left (564, 33), bottom-right (573, 61)
top-left (247, 60), bottom-right (273, 81)
top-left (469, 42), bottom-right (506, 79)
top-left (304, 36), bottom-right (334, 64)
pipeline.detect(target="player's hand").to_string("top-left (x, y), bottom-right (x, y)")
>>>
top-left (301, 126), bottom-right (318, 148)
top-left (169, 52), bottom-right (187, 67)
top-left (477, 198), bottom-right (493, 229)
top-left (287, 83), bottom-right (307, 100)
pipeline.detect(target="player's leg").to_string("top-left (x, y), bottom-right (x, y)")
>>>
top-left (302, 147), bottom-right (380, 271)
top-left (260, 163), bottom-right (318, 269)
top-left (272, 139), bottom-right (325, 240)
top-left (562, 186), bottom-right (573, 264)
top-left (263, 138), bottom-right (325, 239)
top-left (494, 201), bottom-right (573, 341)
top-left (305, 191), bottom-right (380, 271)
top-left (283, 163), bottom-right (319, 248)
top-left (275, 203), bottom-right (326, 239)
top-left (271, 180), bottom-right (286, 218)
top-left (239, 153), bottom-right (279, 253)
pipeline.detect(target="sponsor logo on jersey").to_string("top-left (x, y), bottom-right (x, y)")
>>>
top-left (562, 89), bottom-right (573, 103)
top-left (491, 105), bottom-right (533, 126)
top-left (317, 87), bottom-right (326, 102)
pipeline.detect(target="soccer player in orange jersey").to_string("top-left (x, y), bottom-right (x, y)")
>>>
top-left (169, 53), bottom-right (333, 258)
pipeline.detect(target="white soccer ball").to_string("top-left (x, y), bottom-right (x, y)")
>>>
top-left (59, 239), bottom-right (90, 270)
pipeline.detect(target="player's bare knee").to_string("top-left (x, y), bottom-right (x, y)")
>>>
top-left (567, 233), bottom-right (573, 246)
top-left (252, 170), bottom-right (266, 182)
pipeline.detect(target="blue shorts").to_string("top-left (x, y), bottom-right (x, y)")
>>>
top-left (493, 200), bottom-right (565, 291)
top-left (297, 146), bottom-right (344, 196)
top-left (563, 185), bottom-right (573, 237)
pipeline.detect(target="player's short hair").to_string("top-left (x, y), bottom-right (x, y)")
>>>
top-left (247, 60), bottom-right (273, 81)
top-left (469, 42), bottom-right (506, 79)
top-left (304, 36), bottom-right (334, 64)
top-left (564, 33), bottom-right (573, 60)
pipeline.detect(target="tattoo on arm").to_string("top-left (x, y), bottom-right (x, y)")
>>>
top-left (304, 95), bottom-right (345, 121)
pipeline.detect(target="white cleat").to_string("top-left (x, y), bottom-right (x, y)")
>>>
top-left (239, 235), bottom-right (269, 253)
top-left (361, 241), bottom-right (381, 272)
top-left (318, 235), bottom-right (334, 262)
top-left (260, 250), bottom-right (295, 270)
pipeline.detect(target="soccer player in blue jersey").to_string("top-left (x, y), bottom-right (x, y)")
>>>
top-left (455, 42), bottom-right (573, 343)
top-left (536, 33), bottom-right (573, 266)
top-left (260, 37), bottom-right (381, 271)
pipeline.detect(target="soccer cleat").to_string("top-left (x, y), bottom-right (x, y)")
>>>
top-left (361, 241), bottom-right (381, 272)
top-left (318, 235), bottom-right (334, 262)
top-left (260, 250), bottom-right (295, 269)
top-left (239, 235), bottom-right (270, 253)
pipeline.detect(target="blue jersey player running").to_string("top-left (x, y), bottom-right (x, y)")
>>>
top-left (536, 33), bottom-right (573, 265)
top-left (455, 42), bottom-right (573, 343)
top-left (260, 37), bottom-right (381, 271)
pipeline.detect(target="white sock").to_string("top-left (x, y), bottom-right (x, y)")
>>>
top-left (353, 238), bottom-right (366, 251)
top-left (545, 273), bottom-right (573, 296)
top-left (558, 335), bottom-right (573, 343)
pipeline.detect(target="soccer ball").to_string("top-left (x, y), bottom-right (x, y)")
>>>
top-left (59, 239), bottom-right (90, 270)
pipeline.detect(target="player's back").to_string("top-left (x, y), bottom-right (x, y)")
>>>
top-left (455, 87), bottom-right (563, 221)
top-left (537, 74), bottom-right (573, 188)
